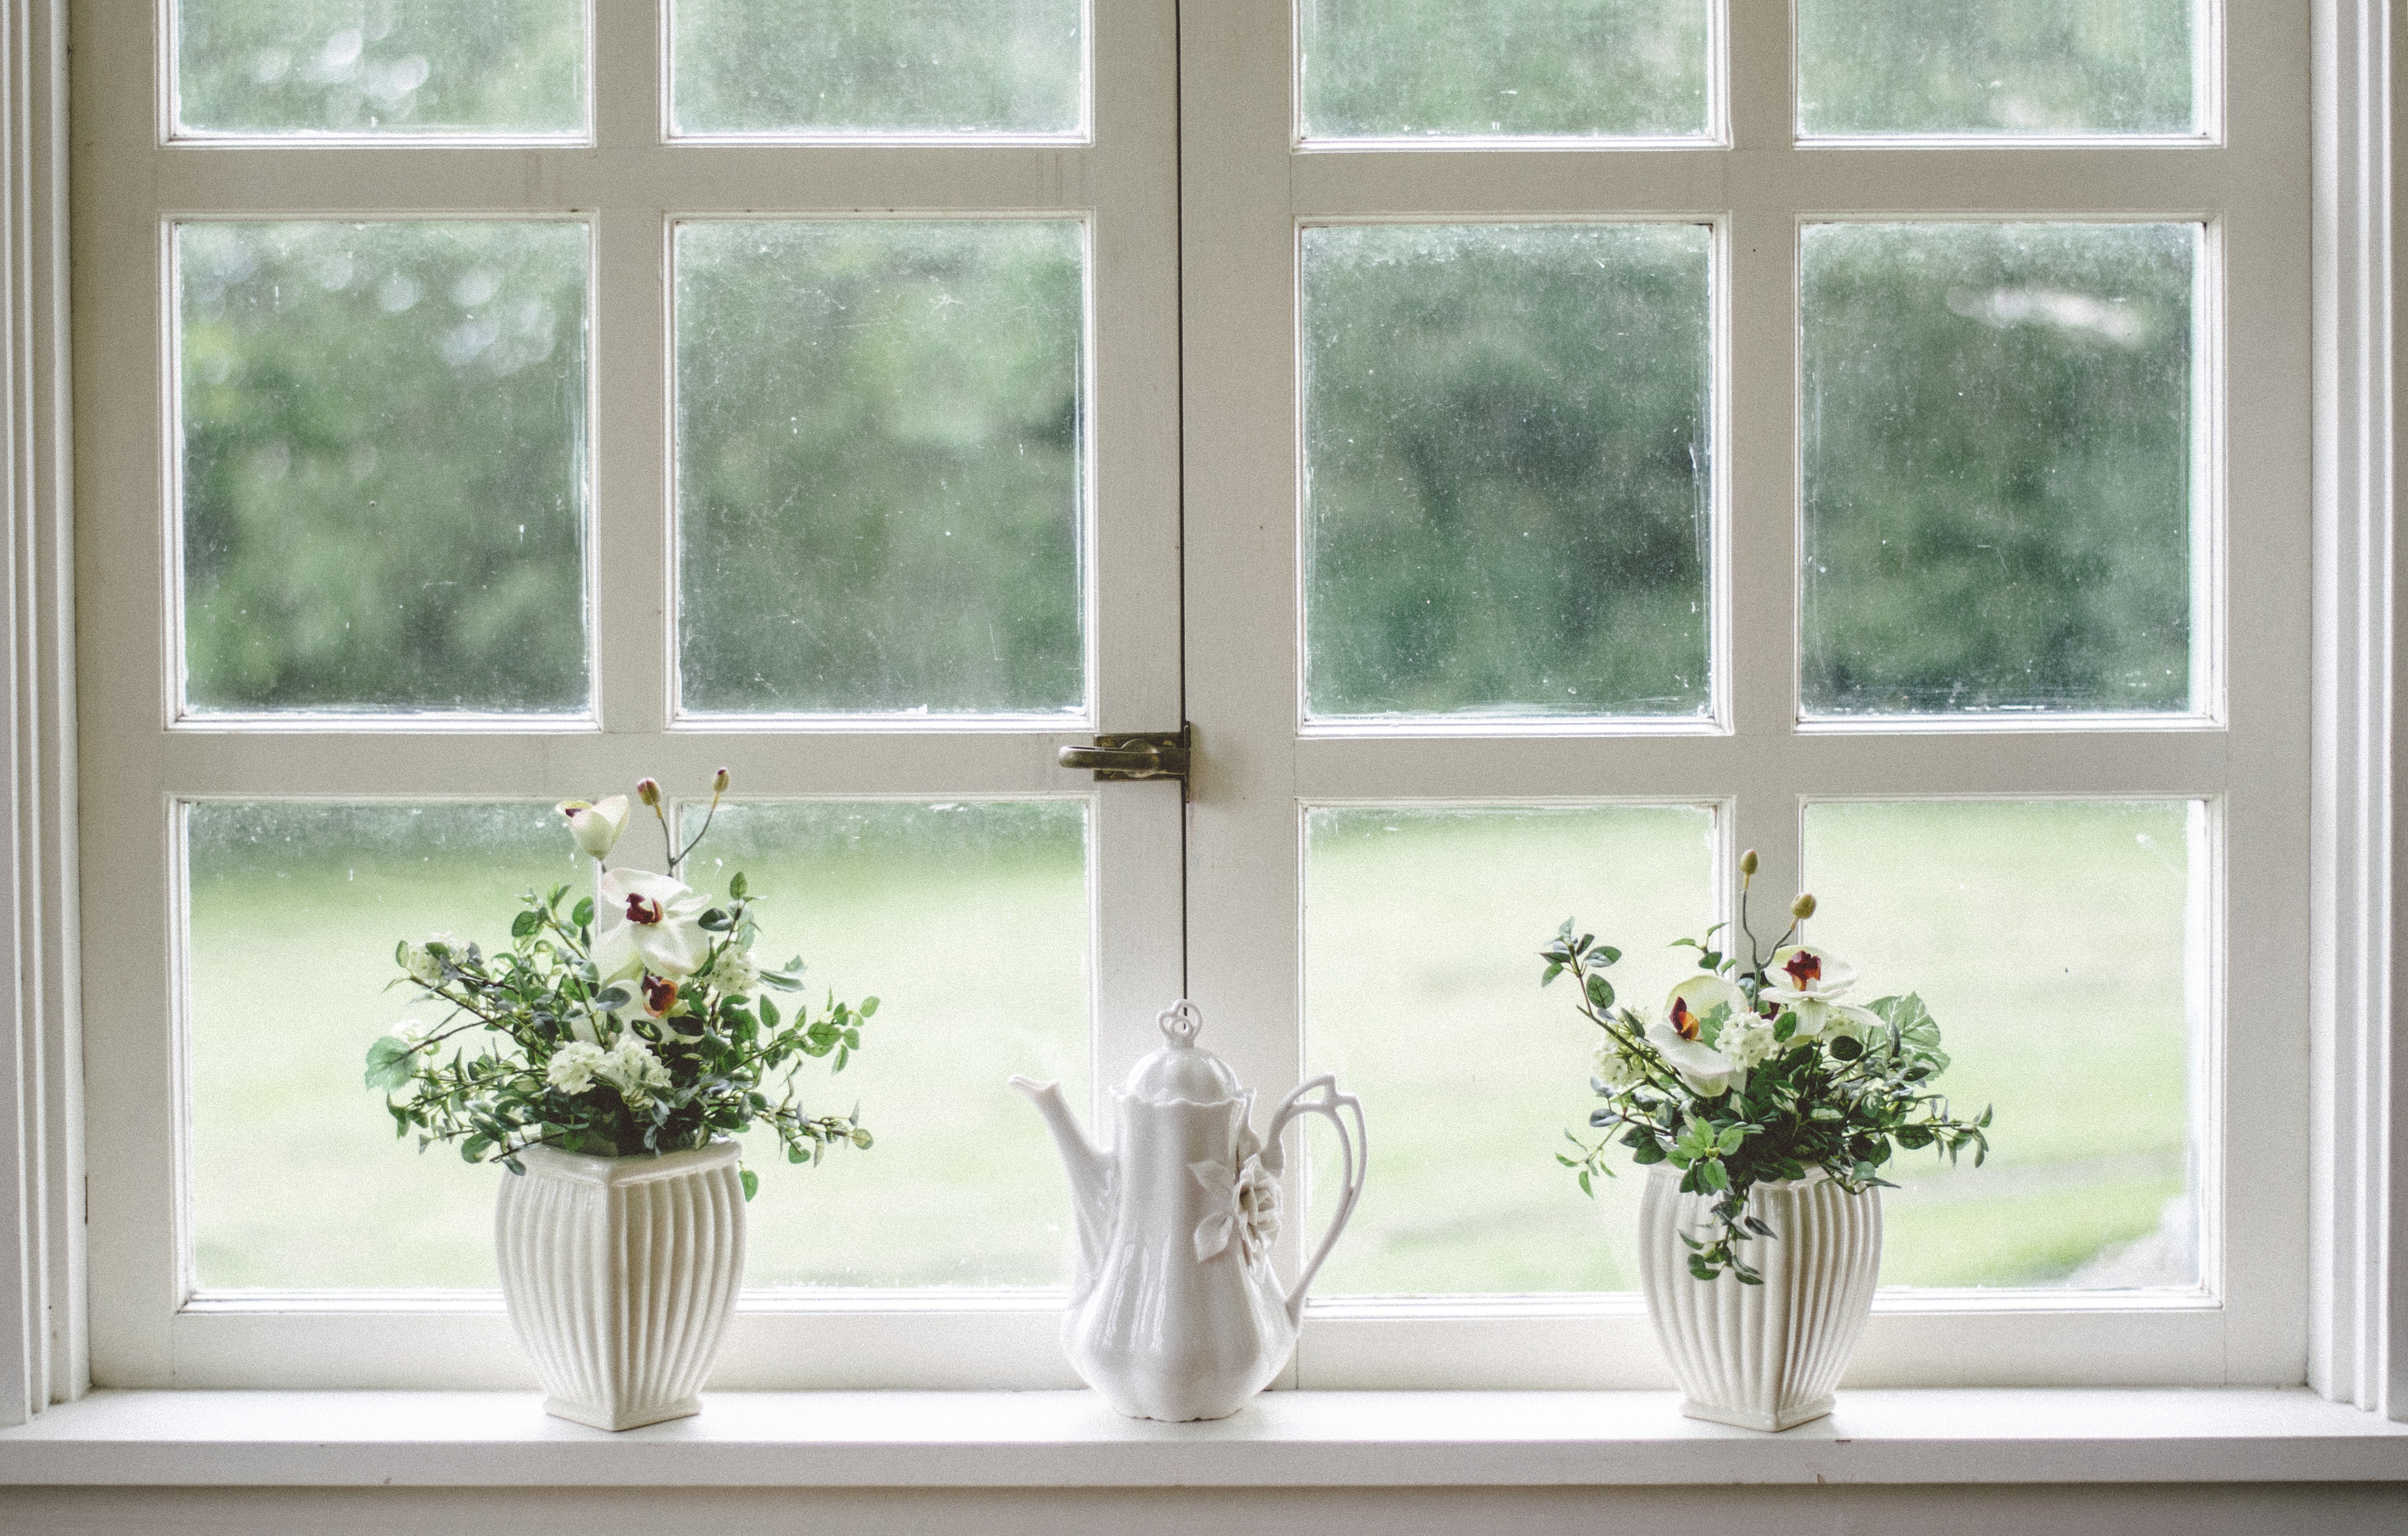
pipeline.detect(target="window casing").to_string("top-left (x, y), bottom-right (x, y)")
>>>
top-left (65, 0), bottom-right (2318, 1393)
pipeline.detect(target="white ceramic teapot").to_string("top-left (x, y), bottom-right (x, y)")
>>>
top-left (1010, 1000), bottom-right (1367, 1421)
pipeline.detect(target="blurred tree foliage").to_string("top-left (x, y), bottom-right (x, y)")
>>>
top-left (174, 5), bottom-right (2202, 721)
top-left (1304, 225), bottom-right (1711, 717)
top-left (1802, 224), bottom-right (2193, 715)
top-left (179, 222), bottom-right (588, 712)
top-left (1797, 0), bottom-right (2195, 136)
top-left (1299, 0), bottom-right (1709, 138)
top-left (672, 0), bottom-right (1082, 135)
top-left (177, 0), bottom-right (583, 133)
top-left (676, 222), bottom-right (1084, 715)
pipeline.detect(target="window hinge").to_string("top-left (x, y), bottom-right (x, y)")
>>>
top-left (1059, 725), bottom-right (1192, 798)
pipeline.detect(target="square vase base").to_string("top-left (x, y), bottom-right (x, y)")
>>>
top-left (542, 1396), bottom-right (701, 1432)
top-left (1678, 1395), bottom-right (1834, 1433)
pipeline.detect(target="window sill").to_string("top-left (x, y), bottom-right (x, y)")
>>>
top-left (2, 1388), bottom-right (2403, 1488)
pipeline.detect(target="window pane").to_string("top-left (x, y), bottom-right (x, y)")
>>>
top-left (671, 0), bottom-right (1084, 138)
top-left (1302, 224), bottom-right (1712, 722)
top-left (1298, 0), bottom-right (1710, 140)
top-left (1797, 0), bottom-right (2198, 138)
top-left (676, 221), bottom-right (1086, 717)
top-left (178, 222), bottom-right (589, 714)
top-left (681, 800), bottom-right (1089, 1287)
top-left (176, 0), bottom-right (584, 137)
top-left (1802, 800), bottom-right (2202, 1289)
top-left (1303, 804), bottom-right (1716, 1294)
top-left (1800, 223), bottom-right (2196, 717)
top-left (187, 802), bottom-right (582, 1289)
top-left (187, 798), bottom-right (1089, 1291)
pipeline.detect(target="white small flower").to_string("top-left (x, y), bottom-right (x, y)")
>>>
top-left (1721, 1016), bottom-right (1782, 1071)
top-left (700, 948), bottom-right (762, 999)
top-left (387, 1017), bottom-right (432, 1045)
top-left (547, 1041), bottom-right (606, 1095)
top-left (598, 1035), bottom-right (671, 1104)
top-left (401, 932), bottom-right (455, 987)
top-left (1593, 1036), bottom-right (1644, 1091)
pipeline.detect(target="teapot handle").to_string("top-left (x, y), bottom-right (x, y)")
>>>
top-left (1266, 1074), bottom-right (1367, 1329)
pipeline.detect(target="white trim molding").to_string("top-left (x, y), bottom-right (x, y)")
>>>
top-left (2311, 0), bottom-right (2408, 1423)
top-left (0, 0), bottom-right (80, 1430)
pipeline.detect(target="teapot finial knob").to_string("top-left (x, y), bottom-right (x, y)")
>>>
top-left (1157, 999), bottom-right (1204, 1047)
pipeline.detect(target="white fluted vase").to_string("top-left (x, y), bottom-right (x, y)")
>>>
top-left (495, 1138), bottom-right (746, 1431)
top-left (1638, 1164), bottom-right (1881, 1432)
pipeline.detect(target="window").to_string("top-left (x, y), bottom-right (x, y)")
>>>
top-left (68, 0), bottom-right (2316, 1394)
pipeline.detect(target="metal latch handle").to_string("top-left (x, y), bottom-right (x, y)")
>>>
top-left (1059, 726), bottom-right (1191, 793)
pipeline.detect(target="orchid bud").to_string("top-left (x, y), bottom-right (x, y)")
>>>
top-left (1790, 892), bottom-right (1817, 920)
top-left (1739, 848), bottom-right (1758, 877)
top-left (556, 795), bottom-right (628, 861)
top-left (712, 766), bottom-right (730, 794)
top-left (635, 777), bottom-right (661, 808)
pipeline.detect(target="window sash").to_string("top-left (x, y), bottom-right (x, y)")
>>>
top-left (66, 0), bottom-right (2315, 1391)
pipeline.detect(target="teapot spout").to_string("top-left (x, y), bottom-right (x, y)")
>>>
top-left (1009, 1075), bottom-right (1115, 1277)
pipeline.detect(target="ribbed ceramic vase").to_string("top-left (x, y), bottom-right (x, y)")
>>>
top-left (1638, 1164), bottom-right (1881, 1432)
top-left (495, 1138), bottom-right (746, 1430)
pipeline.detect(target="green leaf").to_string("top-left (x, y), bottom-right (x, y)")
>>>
top-left (1716, 1125), bottom-right (1746, 1155)
top-left (860, 997), bottom-right (879, 1018)
top-left (758, 997), bottom-right (780, 1028)
top-left (1583, 973), bottom-right (1616, 1011)
top-left (699, 908), bottom-right (733, 932)
top-left (364, 1036), bottom-right (418, 1091)
top-left (510, 909), bottom-right (540, 939)
top-left (740, 1168), bottom-right (759, 1201)
top-left (571, 896), bottom-right (596, 928)
top-left (1594, 946), bottom-right (1621, 966)
top-left (729, 871), bottom-right (749, 900)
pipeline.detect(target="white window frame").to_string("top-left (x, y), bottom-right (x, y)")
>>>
top-left (0, 0), bottom-right (2398, 1420)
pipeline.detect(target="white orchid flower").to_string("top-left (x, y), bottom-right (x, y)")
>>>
top-left (1646, 1021), bottom-right (1743, 1098)
top-left (1760, 944), bottom-right (1857, 1006)
top-left (1665, 972), bottom-right (1749, 1042)
top-left (556, 794), bottom-right (630, 861)
top-left (592, 868), bottom-right (712, 982)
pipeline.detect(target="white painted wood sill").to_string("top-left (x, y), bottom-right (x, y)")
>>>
top-left (2, 1389), bottom-right (2404, 1487)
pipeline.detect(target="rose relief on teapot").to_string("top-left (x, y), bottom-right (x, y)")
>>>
top-left (1010, 1000), bottom-right (1367, 1421)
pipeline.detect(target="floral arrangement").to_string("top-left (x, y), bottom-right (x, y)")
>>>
top-left (1541, 849), bottom-right (1989, 1282)
top-left (365, 771), bottom-right (877, 1198)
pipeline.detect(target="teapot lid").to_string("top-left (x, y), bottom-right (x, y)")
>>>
top-left (1122, 1000), bottom-right (1245, 1104)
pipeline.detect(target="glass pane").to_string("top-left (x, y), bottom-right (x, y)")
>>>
top-left (1799, 0), bottom-right (2198, 138)
top-left (1298, 0), bottom-right (1711, 140)
top-left (1800, 223), bottom-right (2196, 717)
top-left (1803, 800), bottom-right (2202, 1289)
top-left (176, 0), bottom-right (584, 137)
top-left (187, 798), bottom-right (1089, 1291)
top-left (676, 221), bottom-right (1085, 716)
top-left (1302, 224), bottom-right (1712, 721)
top-left (188, 802), bottom-right (583, 1288)
top-left (1304, 804), bottom-right (1716, 1294)
top-left (671, 0), bottom-right (1084, 138)
top-left (178, 222), bottom-right (589, 714)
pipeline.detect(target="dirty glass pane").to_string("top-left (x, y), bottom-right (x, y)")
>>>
top-left (178, 222), bottom-right (589, 714)
top-left (1299, 0), bottom-right (1710, 140)
top-left (671, 0), bottom-right (1084, 137)
top-left (1802, 800), bottom-right (2203, 1290)
top-left (1304, 804), bottom-right (1716, 1294)
top-left (186, 802), bottom-right (584, 1289)
top-left (187, 798), bottom-right (1090, 1292)
top-left (176, 0), bottom-right (585, 136)
top-left (1800, 223), bottom-right (2196, 717)
top-left (1302, 223), bottom-right (1712, 721)
top-left (676, 220), bottom-right (1085, 716)
top-left (683, 801), bottom-right (1090, 1287)
top-left (1798, 0), bottom-right (2199, 138)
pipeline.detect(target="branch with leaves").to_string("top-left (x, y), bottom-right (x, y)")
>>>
top-left (366, 771), bottom-right (878, 1201)
top-left (1541, 851), bottom-right (1990, 1282)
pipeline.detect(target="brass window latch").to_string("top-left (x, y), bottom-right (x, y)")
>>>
top-left (1059, 724), bottom-right (1192, 796)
